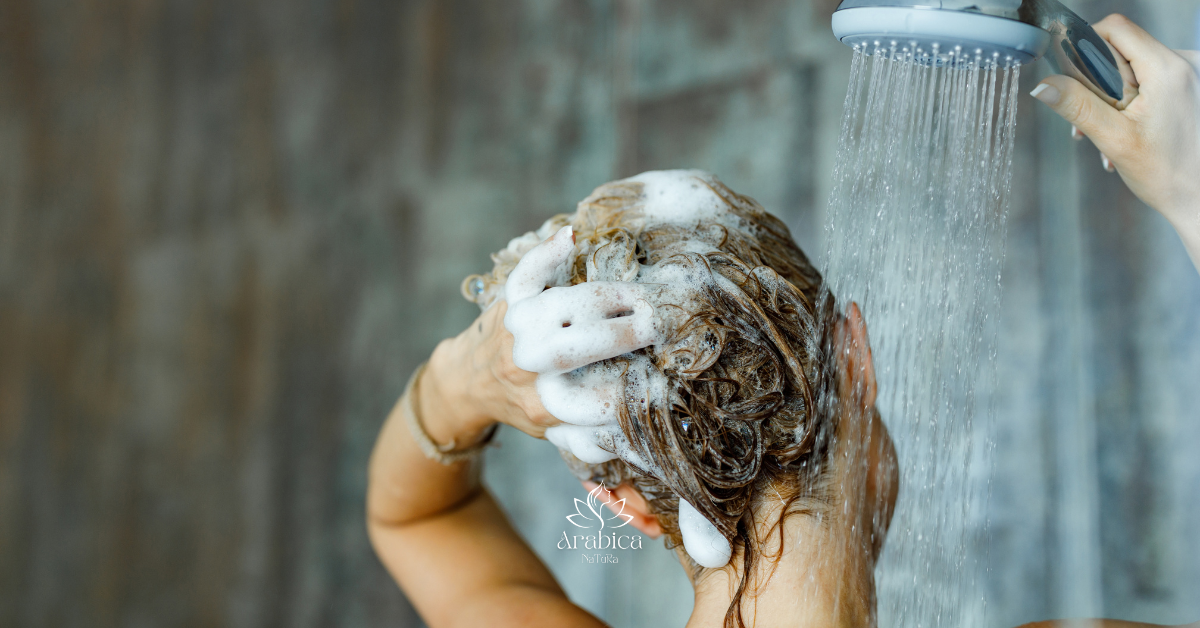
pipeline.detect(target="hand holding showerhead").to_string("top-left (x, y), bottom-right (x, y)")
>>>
top-left (1029, 14), bottom-right (1200, 274)
top-left (831, 2), bottom-right (1200, 274)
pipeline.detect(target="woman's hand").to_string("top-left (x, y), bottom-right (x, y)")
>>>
top-left (421, 224), bottom-right (661, 446)
top-left (1030, 15), bottom-right (1200, 268)
top-left (420, 299), bottom-right (562, 443)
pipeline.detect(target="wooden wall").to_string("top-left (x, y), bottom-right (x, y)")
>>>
top-left (0, 1), bottom-right (1197, 627)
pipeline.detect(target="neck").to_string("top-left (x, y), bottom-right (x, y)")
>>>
top-left (683, 503), bottom-right (876, 628)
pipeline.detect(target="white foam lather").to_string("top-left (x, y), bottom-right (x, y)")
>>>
top-left (678, 499), bottom-right (733, 569)
top-left (500, 171), bottom-right (757, 569)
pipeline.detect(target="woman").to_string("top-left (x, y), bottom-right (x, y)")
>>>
top-left (367, 14), bottom-right (1199, 628)
top-left (368, 167), bottom-right (898, 628)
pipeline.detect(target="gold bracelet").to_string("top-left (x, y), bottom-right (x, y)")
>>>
top-left (403, 361), bottom-right (498, 465)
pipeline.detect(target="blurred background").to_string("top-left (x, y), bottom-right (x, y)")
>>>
top-left (1, 0), bottom-right (1199, 626)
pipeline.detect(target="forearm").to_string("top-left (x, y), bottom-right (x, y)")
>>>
top-left (365, 350), bottom-right (599, 627)
top-left (371, 489), bottom-right (601, 628)
top-left (366, 341), bottom-right (496, 527)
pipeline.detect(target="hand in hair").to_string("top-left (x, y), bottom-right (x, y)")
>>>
top-left (418, 299), bottom-right (559, 441)
top-left (419, 225), bottom-right (666, 444)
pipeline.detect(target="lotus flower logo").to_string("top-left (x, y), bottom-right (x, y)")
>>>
top-left (566, 483), bottom-right (634, 530)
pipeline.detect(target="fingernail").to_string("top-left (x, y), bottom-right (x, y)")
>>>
top-left (1071, 125), bottom-right (1084, 140)
top-left (1101, 153), bottom-right (1115, 172)
top-left (1030, 83), bottom-right (1061, 105)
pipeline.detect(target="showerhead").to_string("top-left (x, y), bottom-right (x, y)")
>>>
top-left (832, 0), bottom-right (1139, 109)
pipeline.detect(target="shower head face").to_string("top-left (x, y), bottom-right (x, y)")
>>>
top-left (832, 0), bottom-right (1137, 106)
top-left (832, 5), bottom-right (1052, 65)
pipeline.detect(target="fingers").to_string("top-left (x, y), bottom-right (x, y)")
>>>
top-left (1093, 14), bottom-right (1175, 81)
top-left (1094, 16), bottom-right (1200, 113)
top-left (504, 226), bottom-right (575, 305)
top-left (518, 281), bottom-right (649, 324)
top-left (582, 481), bottom-right (663, 538)
top-left (537, 367), bottom-right (622, 426)
top-left (544, 424), bottom-right (620, 464)
top-left (1031, 76), bottom-right (1136, 163)
top-left (540, 353), bottom-right (663, 474)
top-left (507, 284), bottom-right (661, 374)
top-left (514, 311), bottom-right (658, 373)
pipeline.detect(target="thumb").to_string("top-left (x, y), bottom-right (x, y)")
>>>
top-left (1031, 75), bottom-right (1135, 161)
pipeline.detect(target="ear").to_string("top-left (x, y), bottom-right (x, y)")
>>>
top-left (838, 302), bottom-right (878, 408)
top-left (582, 481), bottom-right (663, 538)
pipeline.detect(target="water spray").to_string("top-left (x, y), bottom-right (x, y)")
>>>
top-left (832, 0), bottom-right (1138, 109)
top-left (821, 4), bottom-right (1040, 625)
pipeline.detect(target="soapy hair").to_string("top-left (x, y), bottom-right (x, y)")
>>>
top-left (463, 175), bottom-right (841, 628)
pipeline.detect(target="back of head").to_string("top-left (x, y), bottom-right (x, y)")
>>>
top-left (463, 170), bottom-right (841, 624)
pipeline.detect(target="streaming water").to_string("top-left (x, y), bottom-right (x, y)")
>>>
top-left (821, 45), bottom-right (1021, 627)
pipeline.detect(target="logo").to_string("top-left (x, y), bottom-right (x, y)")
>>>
top-left (557, 483), bottom-right (644, 561)
top-left (567, 483), bottom-right (633, 530)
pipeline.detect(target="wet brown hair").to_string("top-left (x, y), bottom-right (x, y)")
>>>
top-left (465, 173), bottom-right (841, 628)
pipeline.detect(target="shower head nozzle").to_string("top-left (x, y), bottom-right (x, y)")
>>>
top-left (832, 0), bottom-right (1139, 108)
top-left (832, 6), bottom-right (1050, 65)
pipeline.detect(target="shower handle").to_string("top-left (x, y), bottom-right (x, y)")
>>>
top-left (1020, 0), bottom-right (1139, 109)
